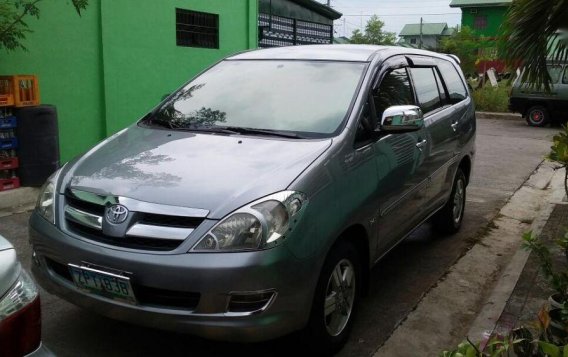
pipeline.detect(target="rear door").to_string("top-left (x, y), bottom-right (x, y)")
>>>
top-left (407, 57), bottom-right (470, 213)
top-left (406, 60), bottom-right (453, 214)
top-left (432, 59), bottom-right (471, 207)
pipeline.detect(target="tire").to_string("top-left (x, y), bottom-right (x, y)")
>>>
top-left (432, 168), bottom-right (467, 234)
top-left (305, 241), bottom-right (361, 356)
top-left (525, 105), bottom-right (549, 127)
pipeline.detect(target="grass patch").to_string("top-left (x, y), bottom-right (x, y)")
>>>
top-left (470, 83), bottom-right (511, 113)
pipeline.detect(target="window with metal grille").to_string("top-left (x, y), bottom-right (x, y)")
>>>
top-left (257, 13), bottom-right (332, 48)
top-left (176, 8), bottom-right (219, 49)
top-left (473, 15), bottom-right (487, 30)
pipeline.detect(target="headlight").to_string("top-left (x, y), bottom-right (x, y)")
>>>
top-left (36, 167), bottom-right (64, 224)
top-left (193, 191), bottom-right (308, 252)
top-left (36, 181), bottom-right (55, 223)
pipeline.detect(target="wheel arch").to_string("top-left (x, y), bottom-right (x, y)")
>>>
top-left (458, 155), bottom-right (472, 185)
top-left (524, 101), bottom-right (550, 117)
top-left (333, 224), bottom-right (371, 296)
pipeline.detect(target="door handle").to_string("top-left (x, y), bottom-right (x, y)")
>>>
top-left (451, 121), bottom-right (458, 132)
top-left (416, 139), bottom-right (427, 149)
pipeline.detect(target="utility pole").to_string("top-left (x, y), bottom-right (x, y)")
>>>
top-left (419, 17), bottom-right (423, 49)
top-left (343, 18), bottom-right (346, 37)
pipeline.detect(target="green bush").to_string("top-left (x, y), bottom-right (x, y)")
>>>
top-left (471, 84), bottom-right (511, 113)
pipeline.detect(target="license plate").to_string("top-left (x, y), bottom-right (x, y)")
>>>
top-left (69, 264), bottom-right (137, 304)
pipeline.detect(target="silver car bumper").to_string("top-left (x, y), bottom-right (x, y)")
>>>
top-left (29, 212), bottom-right (319, 342)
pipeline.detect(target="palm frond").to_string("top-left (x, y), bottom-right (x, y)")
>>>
top-left (501, 0), bottom-right (568, 91)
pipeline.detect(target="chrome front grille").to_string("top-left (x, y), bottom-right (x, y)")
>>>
top-left (66, 194), bottom-right (105, 216)
top-left (65, 205), bottom-right (102, 230)
top-left (63, 189), bottom-right (208, 251)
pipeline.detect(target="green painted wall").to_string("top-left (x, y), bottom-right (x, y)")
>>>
top-left (0, 0), bottom-right (258, 162)
top-left (461, 6), bottom-right (508, 38)
top-left (100, 0), bottom-right (258, 135)
top-left (0, 1), bottom-right (105, 163)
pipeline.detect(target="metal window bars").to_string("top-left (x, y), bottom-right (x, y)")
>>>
top-left (176, 8), bottom-right (219, 49)
top-left (258, 13), bottom-right (333, 48)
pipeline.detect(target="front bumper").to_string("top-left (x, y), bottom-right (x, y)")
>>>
top-left (29, 212), bottom-right (318, 342)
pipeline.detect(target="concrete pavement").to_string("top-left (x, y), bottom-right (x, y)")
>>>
top-left (0, 118), bottom-right (560, 357)
top-left (0, 186), bottom-right (39, 213)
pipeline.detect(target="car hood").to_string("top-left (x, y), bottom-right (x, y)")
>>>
top-left (61, 125), bottom-right (332, 219)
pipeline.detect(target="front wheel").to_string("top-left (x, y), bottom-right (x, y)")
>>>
top-left (432, 168), bottom-right (467, 234)
top-left (526, 105), bottom-right (549, 127)
top-left (305, 241), bottom-right (360, 355)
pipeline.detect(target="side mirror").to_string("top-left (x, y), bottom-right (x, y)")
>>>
top-left (379, 105), bottom-right (424, 134)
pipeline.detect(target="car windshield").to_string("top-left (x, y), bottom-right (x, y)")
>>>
top-left (144, 60), bottom-right (367, 138)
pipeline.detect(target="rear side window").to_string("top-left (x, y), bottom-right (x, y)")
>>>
top-left (437, 60), bottom-right (468, 103)
top-left (562, 66), bottom-right (568, 84)
top-left (409, 67), bottom-right (441, 114)
top-left (548, 65), bottom-right (563, 83)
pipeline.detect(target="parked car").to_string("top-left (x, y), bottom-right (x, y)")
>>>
top-left (0, 234), bottom-right (51, 357)
top-left (509, 62), bottom-right (568, 127)
top-left (29, 45), bottom-right (475, 354)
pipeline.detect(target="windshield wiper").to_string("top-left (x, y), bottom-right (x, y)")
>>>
top-left (182, 127), bottom-right (242, 135)
top-left (147, 117), bottom-right (177, 129)
top-left (145, 120), bottom-right (303, 139)
top-left (217, 127), bottom-right (304, 139)
top-left (145, 119), bottom-right (238, 134)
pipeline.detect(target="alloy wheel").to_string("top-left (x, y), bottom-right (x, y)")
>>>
top-left (324, 259), bottom-right (356, 337)
top-left (453, 178), bottom-right (465, 224)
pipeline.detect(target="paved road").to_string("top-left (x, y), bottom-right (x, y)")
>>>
top-left (0, 119), bottom-right (559, 357)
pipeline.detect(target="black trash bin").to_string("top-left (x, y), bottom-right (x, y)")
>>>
top-left (15, 105), bottom-right (60, 187)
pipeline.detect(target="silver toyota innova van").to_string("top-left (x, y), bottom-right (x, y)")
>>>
top-left (29, 45), bottom-right (475, 354)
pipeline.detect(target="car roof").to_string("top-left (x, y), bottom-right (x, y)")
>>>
top-left (228, 44), bottom-right (458, 63)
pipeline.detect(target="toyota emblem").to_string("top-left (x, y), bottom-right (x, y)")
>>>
top-left (106, 204), bottom-right (129, 224)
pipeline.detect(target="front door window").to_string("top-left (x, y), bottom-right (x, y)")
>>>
top-left (373, 68), bottom-right (414, 120)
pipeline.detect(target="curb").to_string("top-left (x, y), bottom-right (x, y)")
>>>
top-left (373, 160), bottom-right (561, 357)
top-left (476, 112), bottom-right (521, 121)
top-left (467, 163), bottom-right (566, 343)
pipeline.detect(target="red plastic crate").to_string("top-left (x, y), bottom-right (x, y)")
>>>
top-left (0, 177), bottom-right (20, 191)
top-left (0, 157), bottom-right (18, 170)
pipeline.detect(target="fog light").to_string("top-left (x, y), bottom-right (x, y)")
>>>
top-left (227, 290), bottom-right (276, 314)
